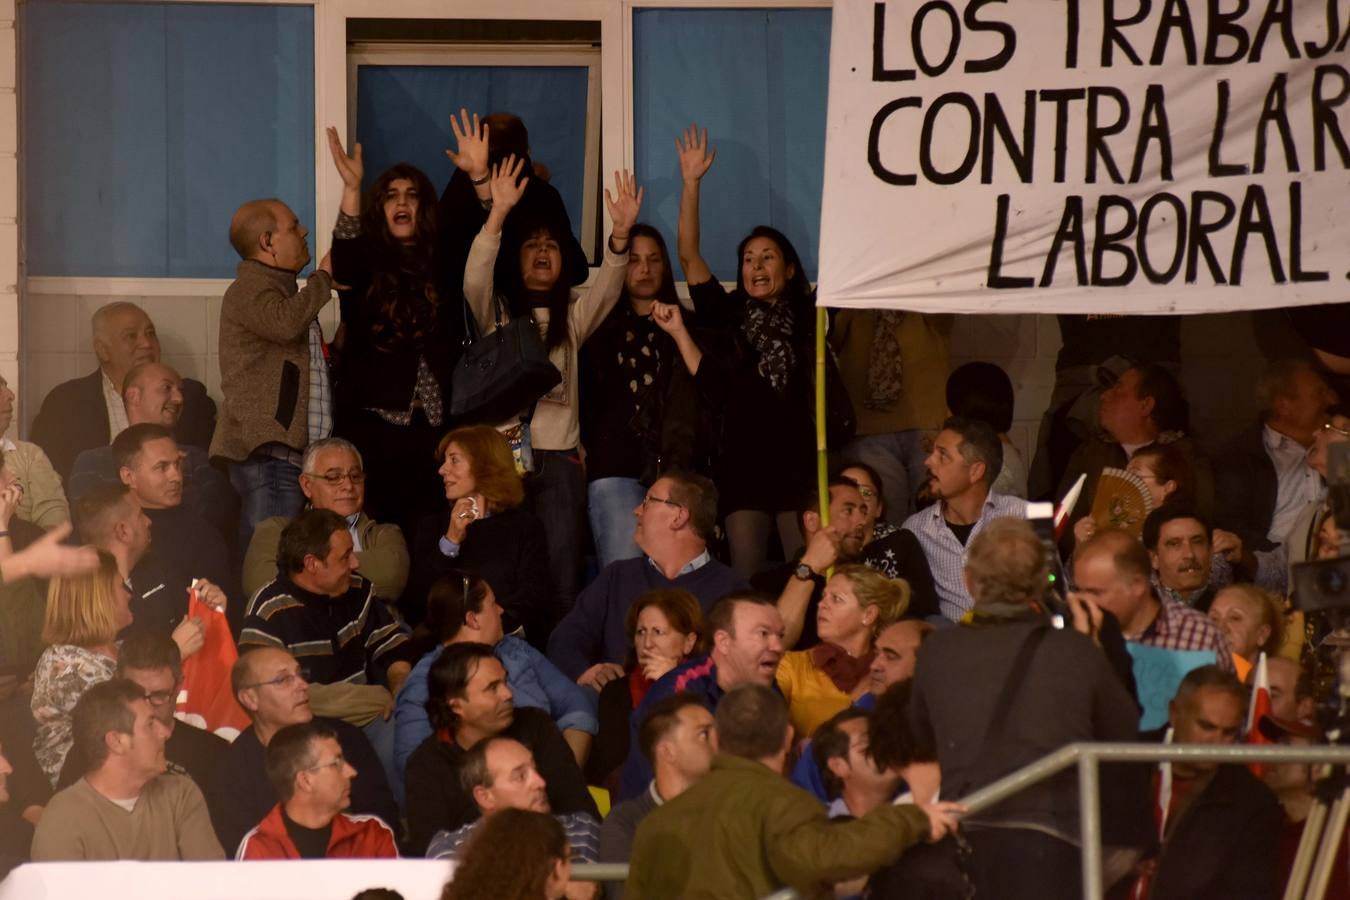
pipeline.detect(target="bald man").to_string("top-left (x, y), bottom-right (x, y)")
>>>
top-left (67, 362), bottom-right (237, 539)
top-left (30, 302), bottom-right (216, 481)
top-left (213, 198), bottom-right (334, 550)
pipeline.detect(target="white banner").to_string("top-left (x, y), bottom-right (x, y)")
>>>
top-left (817, 0), bottom-right (1350, 313)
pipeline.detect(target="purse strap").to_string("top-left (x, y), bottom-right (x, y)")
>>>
top-left (460, 294), bottom-right (510, 346)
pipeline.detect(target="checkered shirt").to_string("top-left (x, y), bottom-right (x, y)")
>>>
top-left (901, 492), bottom-right (1028, 621)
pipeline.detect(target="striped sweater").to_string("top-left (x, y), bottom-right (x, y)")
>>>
top-left (240, 574), bottom-right (417, 687)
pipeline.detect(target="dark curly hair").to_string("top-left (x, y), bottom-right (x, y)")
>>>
top-left (440, 808), bottom-right (568, 900)
top-left (359, 163), bottom-right (441, 349)
top-left (499, 210), bottom-right (576, 351)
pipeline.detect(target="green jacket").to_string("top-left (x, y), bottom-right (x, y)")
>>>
top-left (626, 753), bottom-right (931, 900)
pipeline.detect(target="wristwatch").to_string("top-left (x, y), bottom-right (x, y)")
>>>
top-left (792, 562), bottom-right (816, 582)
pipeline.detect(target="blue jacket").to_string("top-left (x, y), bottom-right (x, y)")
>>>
top-left (618, 655), bottom-right (726, 800)
top-left (395, 635), bottom-right (599, 775)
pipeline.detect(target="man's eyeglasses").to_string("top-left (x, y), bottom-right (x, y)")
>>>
top-left (244, 671), bottom-right (305, 691)
top-left (305, 754), bottom-right (346, 773)
top-left (144, 688), bottom-right (178, 706)
top-left (307, 469), bottom-right (366, 486)
top-left (1323, 421), bottom-right (1350, 438)
top-left (641, 494), bottom-right (683, 510)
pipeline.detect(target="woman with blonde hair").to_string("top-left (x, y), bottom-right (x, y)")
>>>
top-left (410, 425), bottom-right (553, 646)
top-left (1208, 583), bottom-right (1287, 680)
top-left (441, 808), bottom-right (572, 900)
top-left (776, 564), bottom-right (910, 738)
top-left (31, 549), bottom-right (131, 785)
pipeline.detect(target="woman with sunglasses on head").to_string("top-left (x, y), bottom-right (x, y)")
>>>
top-left (455, 114), bottom-right (644, 620)
top-left (409, 426), bottom-right (553, 647)
top-left (326, 129), bottom-right (459, 540)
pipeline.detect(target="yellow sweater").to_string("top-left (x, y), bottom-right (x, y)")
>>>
top-left (775, 651), bottom-right (855, 740)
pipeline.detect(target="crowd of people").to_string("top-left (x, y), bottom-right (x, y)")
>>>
top-left (0, 108), bottom-right (1347, 900)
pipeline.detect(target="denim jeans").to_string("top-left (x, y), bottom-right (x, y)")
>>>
top-left (841, 430), bottom-right (930, 521)
top-left (527, 448), bottom-right (588, 621)
top-left (587, 477), bottom-right (646, 569)
top-left (363, 712), bottom-right (402, 813)
top-left (228, 454), bottom-right (306, 553)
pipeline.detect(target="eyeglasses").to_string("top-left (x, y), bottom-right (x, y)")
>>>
top-left (144, 688), bottom-right (178, 706)
top-left (641, 494), bottom-right (683, 510)
top-left (305, 754), bottom-right (346, 773)
top-left (307, 469), bottom-right (366, 486)
top-left (1323, 422), bottom-right (1350, 438)
top-left (243, 671), bottom-right (305, 691)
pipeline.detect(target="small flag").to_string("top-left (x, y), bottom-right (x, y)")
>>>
top-left (1244, 652), bottom-right (1273, 778)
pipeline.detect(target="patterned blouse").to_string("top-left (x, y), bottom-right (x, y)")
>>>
top-left (31, 644), bottom-right (117, 786)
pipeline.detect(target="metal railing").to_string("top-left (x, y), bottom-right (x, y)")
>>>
top-left (573, 742), bottom-right (1350, 900)
top-left (961, 742), bottom-right (1350, 900)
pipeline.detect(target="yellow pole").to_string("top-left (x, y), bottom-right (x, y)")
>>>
top-left (816, 306), bottom-right (830, 533)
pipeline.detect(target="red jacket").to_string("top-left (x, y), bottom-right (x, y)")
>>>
top-left (237, 803), bottom-right (398, 860)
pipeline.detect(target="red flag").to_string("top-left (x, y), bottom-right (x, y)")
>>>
top-left (177, 589), bottom-right (251, 739)
top-left (1244, 652), bottom-right (1273, 778)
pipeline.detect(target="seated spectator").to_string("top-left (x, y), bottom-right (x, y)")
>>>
top-left (77, 482), bottom-right (225, 662)
top-left (240, 508), bottom-right (416, 792)
top-left (244, 437), bottom-right (409, 605)
top-left (425, 736), bottom-right (599, 874)
top-left (404, 643), bottom-right (597, 855)
top-left (1214, 361), bottom-right (1334, 560)
top-left (116, 423), bottom-right (240, 633)
top-left (625, 683), bottom-right (962, 899)
top-left (911, 519), bottom-right (1141, 900)
top-left (409, 425), bottom-right (552, 641)
top-left (1258, 714), bottom-right (1350, 900)
top-left (441, 806), bottom-right (574, 900)
top-left (1058, 363), bottom-right (1211, 538)
top-left (598, 692), bottom-right (716, 900)
top-left (214, 646), bottom-right (398, 856)
top-left (31, 301), bottom-right (215, 482)
top-left (839, 462), bottom-right (939, 613)
top-left (56, 632), bottom-right (230, 829)
top-left (1072, 439), bottom-right (1197, 546)
top-left (395, 572), bottom-right (598, 776)
top-left (1260, 656), bottom-right (1317, 725)
top-left (0, 374), bottom-right (67, 528)
top-left (68, 362), bottom-right (237, 541)
top-left (32, 549), bottom-right (130, 785)
top-left (588, 589), bottom-right (704, 790)
top-left (1073, 530), bottom-right (1234, 669)
top-left (902, 416), bottom-right (1026, 621)
top-left (237, 720), bottom-right (398, 860)
top-left (1129, 666), bottom-right (1282, 900)
top-left (760, 476), bottom-right (869, 649)
top-left (776, 565), bottom-right (910, 738)
top-left (547, 470), bottom-right (746, 686)
top-left (214, 198), bottom-right (334, 551)
top-left (813, 708), bottom-right (905, 819)
top-left (31, 678), bottom-right (224, 861)
top-left (618, 592), bottom-right (785, 799)
top-left (1143, 505), bottom-right (1233, 611)
top-left (1208, 584), bottom-right (1286, 679)
top-left (946, 360), bottom-right (1027, 498)
top-left (790, 619), bottom-right (934, 800)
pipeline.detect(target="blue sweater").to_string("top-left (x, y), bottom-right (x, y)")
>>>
top-left (394, 635), bottom-right (599, 776)
top-left (546, 555), bottom-right (747, 681)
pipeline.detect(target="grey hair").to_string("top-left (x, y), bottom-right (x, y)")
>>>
top-left (302, 437), bottom-right (363, 475)
top-left (91, 301), bottom-right (147, 341)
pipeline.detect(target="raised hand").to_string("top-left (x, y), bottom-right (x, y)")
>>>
top-left (325, 127), bottom-right (364, 190)
top-left (651, 301), bottom-right (687, 336)
top-left (0, 521), bottom-right (99, 582)
top-left (603, 169), bottom-right (644, 240)
top-left (488, 155), bottom-right (530, 213)
top-left (676, 125), bottom-right (715, 183)
top-left (446, 108), bottom-right (490, 179)
top-left (0, 480), bottom-right (22, 529)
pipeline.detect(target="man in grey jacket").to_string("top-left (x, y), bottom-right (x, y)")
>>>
top-left (212, 198), bottom-right (333, 550)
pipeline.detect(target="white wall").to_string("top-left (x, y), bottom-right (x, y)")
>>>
top-left (0, 0), bottom-right (16, 439)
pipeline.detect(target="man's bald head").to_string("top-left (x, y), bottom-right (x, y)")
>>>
top-left (229, 199), bottom-right (282, 261)
top-left (123, 362), bottom-right (184, 428)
